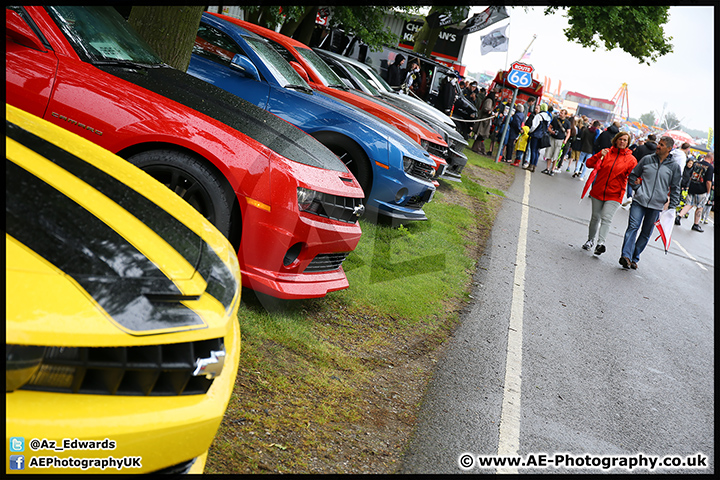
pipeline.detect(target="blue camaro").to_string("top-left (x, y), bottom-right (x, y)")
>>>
top-left (187, 13), bottom-right (436, 223)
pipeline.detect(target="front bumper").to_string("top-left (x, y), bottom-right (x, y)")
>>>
top-left (5, 320), bottom-right (241, 474)
top-left (441, 148), bottom-right (467, 180)
top-left (237, 158), bottom-right (364, 299)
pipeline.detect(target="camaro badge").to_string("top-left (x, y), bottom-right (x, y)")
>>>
top-left (353, 204), bottom-right (365, 217)
top-left (193, 349), bottom-right (226, 379)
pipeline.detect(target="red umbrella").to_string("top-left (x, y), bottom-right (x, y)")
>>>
top-left (580, 158), bottom-right (602, 200)
top-left (654, 209), bottom-right (676, 254)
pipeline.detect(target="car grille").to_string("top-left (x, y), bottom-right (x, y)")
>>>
top-left (302, 192), bottom-right (363, 223)
top-left (407, 159), bottom-right (435, 182)
top-left (20, 338), bottom-right (224, 396)
top-left (405, 196), bottom-right (426, 209)
top-left (304, 252), bottom-right (350, 273)
top-left (426, 141), bottom-right (449, 159)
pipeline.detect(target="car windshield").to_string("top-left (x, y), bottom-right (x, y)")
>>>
top-left (345, 63), bottom-right (381, 95)
top-left (295, 47), bottom-right (347, 88)
top-left (362, 65), bottom-right (394, 93)
top-left (244, 36), bottom-right (310, 89)
top-left (47, 6), bottom-right (164, 66)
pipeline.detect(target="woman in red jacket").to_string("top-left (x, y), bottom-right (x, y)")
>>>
top-left (581, 131), bottom-right (637, 255)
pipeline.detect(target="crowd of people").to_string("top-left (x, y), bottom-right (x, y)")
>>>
top-left (465, 87), bottom-right (714, 269)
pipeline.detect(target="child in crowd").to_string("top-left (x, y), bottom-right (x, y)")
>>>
top-left (513, 125), bottom-right (530, 167)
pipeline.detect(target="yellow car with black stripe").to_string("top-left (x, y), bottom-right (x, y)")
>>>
top-left (6, 104), bottom-right (241, 474)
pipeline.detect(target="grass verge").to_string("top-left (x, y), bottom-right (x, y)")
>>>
top-left (205, 149), bottom-right (514, 474)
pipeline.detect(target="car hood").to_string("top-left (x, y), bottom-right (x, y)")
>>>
top-left (99, 65), bottom-right (349, 173)
top-left (6, 117), bottom-right (239, 338)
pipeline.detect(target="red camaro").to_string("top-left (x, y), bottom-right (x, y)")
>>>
top-left (6, 5), bottom-right (365, 299)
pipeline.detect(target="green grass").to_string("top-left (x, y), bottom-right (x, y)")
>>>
top-left (204, 149), bottom-right (513, 474)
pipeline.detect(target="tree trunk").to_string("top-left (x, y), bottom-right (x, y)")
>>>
top-left (413, 23), bottom-right (441, 57)
top-left (128, 6), bottom-right (205, 72)
top-left (412, 6), bottom-right (444, 57)
top-left (292, 6), bottom-right (319, 45)
top-left (280, 6), bottom-right (316, 38)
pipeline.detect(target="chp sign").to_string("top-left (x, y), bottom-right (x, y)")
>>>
top-left (507, 62), bottom-right (533, 89)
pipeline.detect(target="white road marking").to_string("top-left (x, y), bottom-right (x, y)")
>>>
top-left (674, 240), bottom-right (708, 271)
top-left (496, 171), bottom-right (531, 474)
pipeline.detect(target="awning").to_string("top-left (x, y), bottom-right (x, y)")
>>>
top-left (576, 103), bottom-right (614, 115)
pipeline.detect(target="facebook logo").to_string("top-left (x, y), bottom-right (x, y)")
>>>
top-left (10, 437), bottom-right (25, 452)
top-left (9, 455), bottom-right (25, 470)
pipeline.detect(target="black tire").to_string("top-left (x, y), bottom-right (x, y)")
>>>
top-left (312, 133), bottom-right (373, 201)
top-left (127, 150), bottom-right (234, 238)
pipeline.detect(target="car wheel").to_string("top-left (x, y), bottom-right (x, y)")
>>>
top-left (313, 133), bottom-right (373, 201)
top-left (127, 150), bottom-right (233, 237)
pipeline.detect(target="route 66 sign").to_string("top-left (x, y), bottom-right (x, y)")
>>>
top-left (507, 62), bottom-right (534, 88)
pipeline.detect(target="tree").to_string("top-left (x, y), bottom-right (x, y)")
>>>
top-left (127, 6), bottom-right (205, 72)
top-left (242, 6), bottom-right (416, 51)
top-left (640, 112), bottom-right (656, 127)
top-left (544, 6), bottom-right (673, 65)
top-left (663, 111), bottom-right (683, 131)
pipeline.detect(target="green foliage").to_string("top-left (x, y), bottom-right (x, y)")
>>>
top-left (242, 5), bottom-right (307, 30)
top-left (545, 6), bottom-right (673, 65)
top-left (639, 112), bottom-right (656, 127)
top-left (325, 6), bottom-right (403, 52)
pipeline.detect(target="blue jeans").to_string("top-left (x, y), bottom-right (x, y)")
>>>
top-left (575, 151), bottom-right (592, 176)
top-left (529, 136), bottom-right (541, 166)
top-left (621, 202), bottom-right (661, 263)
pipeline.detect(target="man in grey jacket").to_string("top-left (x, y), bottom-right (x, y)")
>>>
top-left (619, 136), bottom-right (682, 269)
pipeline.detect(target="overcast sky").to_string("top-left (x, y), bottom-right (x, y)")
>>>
top-left (459, 5), bottom-right (714, 133)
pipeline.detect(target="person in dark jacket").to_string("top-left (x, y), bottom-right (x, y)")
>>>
top-left (503, 103), bottom-right (526, 162)
top-left (472, 90), bottom-right (496, 154)
top-left (573, 119), bottom-right (599, 179)
top-left (594, 121), bottom-right (621, 153)
top-left (632, 134), bottom-right (658, 162)
top-left (387, 54), bottom-right (405, 88)
top-left (436, 75), bottom-right (457, 115)
top-left (680, 157), bottom-right (695, 190)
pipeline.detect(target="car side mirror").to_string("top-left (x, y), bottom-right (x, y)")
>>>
top-left (230, 54), bottom-right (260, 82)
top-left (289, 61), bottom-right (310, 83)
top-left (6, 9), bottom-right (46, 51)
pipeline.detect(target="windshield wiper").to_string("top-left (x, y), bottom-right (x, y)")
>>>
top-left (284, 84), bottom-right (313, 94)
top-left (92, 59), bottom-right (166, 69)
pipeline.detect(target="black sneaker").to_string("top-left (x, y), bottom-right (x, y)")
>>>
top-left (619, 256), bottom-right (631, 269)
top-left (582, 240), bottom-right (594, 250)
top-left (691, 224), bottom-right (704, 232)
top-left (675, 215), bottom-right (681, 226)
top-left (594, 244), bottom-right (606, 255)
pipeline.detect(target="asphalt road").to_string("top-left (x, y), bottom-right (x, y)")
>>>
top-left (399, 166), bottom-right (714, 474)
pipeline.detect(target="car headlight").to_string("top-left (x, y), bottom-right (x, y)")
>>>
top-left (6, 345), bottom-right (46, 392)
top-left (297, 187), bottom-right (321, 213)
top-left (420, 139), bottom-right (429, 151)
top-left (403, 156), bottom-right (414, 174)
